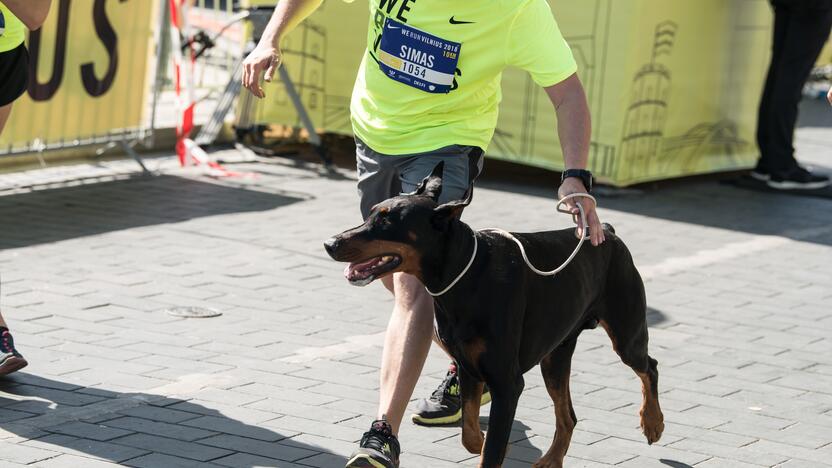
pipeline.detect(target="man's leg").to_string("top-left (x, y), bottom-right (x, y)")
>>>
top-left (762, 2), bottom-right (832, 188)
top-left (755, 3), bottom-right (789, 176)
top-left (377, 273), bottom-right (436, 433)
top-left (0, 269), bottom-right (28, 377)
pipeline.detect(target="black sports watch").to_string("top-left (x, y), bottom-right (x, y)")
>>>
top-left (560, 169), bottom-right (593, 192)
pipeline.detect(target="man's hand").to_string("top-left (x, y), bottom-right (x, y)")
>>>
top-left (242, 45), bottom-right (281, 99)
top-left (558, 177), bottom-right (605, 246)
top-left (828, 87), bottom-right (831, 106)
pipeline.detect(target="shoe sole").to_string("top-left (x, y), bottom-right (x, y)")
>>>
top-left (750, 172), bottom-right (770, 182)
top-left (410, 392), bottom-right (492, 426)
top-left (0, 356), bottom-right (28, 377)
top-left (345, 454), bottom-right (389, 468)
top-left (767, 180), bottom-right (831, 190)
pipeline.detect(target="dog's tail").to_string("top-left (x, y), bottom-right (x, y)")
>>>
top-left (602, 223), bottom-right (616, 234)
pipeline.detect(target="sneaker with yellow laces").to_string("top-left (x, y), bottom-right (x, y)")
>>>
top-left (345, 419), bottom-right (400, 468)
top-left (411, 363), bottom-right (491, 426)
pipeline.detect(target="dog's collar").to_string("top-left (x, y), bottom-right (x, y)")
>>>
top-left (425, 233), bottom-right (478, 297)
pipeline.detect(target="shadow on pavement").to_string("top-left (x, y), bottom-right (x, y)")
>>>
top-left (660, 459), bottom-right (694, 468)
top-left (0, 175), bottom-right (306, 250)
top-left (475, 418), bottom-right (543, 465)
top-left (647, 307), bottom-right (667, 327)
top-left (0, 373), bottom-right (341, 467)
top-left (475, 164), bottom-right (832, 248)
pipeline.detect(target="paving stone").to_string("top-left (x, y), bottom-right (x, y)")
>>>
top-left (32, 454), bottom-right (125, 468)
top-left (212, 452), bottom-right (310, 468)
top-left (102, 416), bottom-right (218, 442)
top-left (115, 405), bottom-right (203, 424)
top-left (43, 421), bottom-right (133, 442)
top-left (22, 434), bottom-right (149, 462)
top-left (195, 433), bottom-right (319, 461)
top-left (0, 440), bottom-right (61, 464)
top-left (110, 433), bottom-right (233, 461)
top-left (123, 452), bottom-right (224, 468)
top-left (180, 414), bottom-right (289, 441)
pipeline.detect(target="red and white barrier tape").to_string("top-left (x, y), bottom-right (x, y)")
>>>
top-left (167, 0), bottom-right (252, 178)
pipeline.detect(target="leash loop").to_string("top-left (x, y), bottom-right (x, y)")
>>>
top-left (484, 192), bottom-right (596, 277)
top-left (426, 193), bottom-right (597, 296)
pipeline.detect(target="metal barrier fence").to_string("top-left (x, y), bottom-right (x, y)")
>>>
top-left (0, 1), bottom-right (248, 169)
top-left (1, 0), bottom-right (328, 170)
top-left (0, 0), bottom-right (169, 172)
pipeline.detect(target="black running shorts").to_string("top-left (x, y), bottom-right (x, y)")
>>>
top-left (0, 44), bottom-right (29, 107)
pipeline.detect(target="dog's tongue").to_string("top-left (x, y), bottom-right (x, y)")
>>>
top-left (344, 258), bottom-right (380, 280)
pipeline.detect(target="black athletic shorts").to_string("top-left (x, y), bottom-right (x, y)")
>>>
top-left (0, 44), bottom-right (29, 107)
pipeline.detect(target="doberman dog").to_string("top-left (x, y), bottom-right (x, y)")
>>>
top-left (324, 164), bottom-right (664, 468)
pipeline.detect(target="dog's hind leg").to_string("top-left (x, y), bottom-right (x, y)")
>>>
top-left (601, 300), bottom-right (664, 444)
top-left (458, 366), bottom-right (485, 455)
top-left (533, 336), bottom-right (579, 468)
top-left (599, 246), bottom-right (664, 444)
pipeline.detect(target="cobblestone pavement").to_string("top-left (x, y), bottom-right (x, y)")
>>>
top-left (1, 119), bottom-right (831, 467)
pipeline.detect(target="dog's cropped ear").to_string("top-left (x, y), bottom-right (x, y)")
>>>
top-left (412, 162), bottom-right (444, 202)
top-left (432, 187), bottom-right (473, 230)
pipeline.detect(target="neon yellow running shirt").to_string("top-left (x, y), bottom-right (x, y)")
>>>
top-left (0, 3), bottom-right (25, 53)
top-left (348, 0), bottom-right (577, 155)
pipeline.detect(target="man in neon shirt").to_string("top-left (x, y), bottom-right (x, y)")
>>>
top-left (0, 0), bottom-right (52, 377)
top-left (243, 1), bottom-right (603, 466)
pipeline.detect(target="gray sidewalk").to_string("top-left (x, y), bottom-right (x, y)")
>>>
top-left (0, 120), bottom-right (831, 467)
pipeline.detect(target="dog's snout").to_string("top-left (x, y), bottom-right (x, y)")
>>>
top-left (324, 237), bottom-right (339, 258)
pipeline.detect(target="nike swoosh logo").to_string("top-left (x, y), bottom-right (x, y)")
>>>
top-left (386, 23), bottom-right (401, 30)
top-left (449, 16), bottom-right (475, 25)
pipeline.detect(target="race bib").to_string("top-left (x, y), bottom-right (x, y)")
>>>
top-left (377, 18), bottom-right (461, 94)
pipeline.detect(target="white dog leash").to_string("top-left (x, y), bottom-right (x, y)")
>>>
top-left (426, 193), bottom-right (597, 297)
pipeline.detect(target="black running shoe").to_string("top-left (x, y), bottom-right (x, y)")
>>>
top-left (0, 328), bottom-right (28, 377)
top-left (346, 420), bottom-right (400, 468)
top-left (411, 364), bottom-right (491, 426)
top-left (750, 166), bottom-right (770, 182)
top-left (767, 166), bottom-right (831, 190)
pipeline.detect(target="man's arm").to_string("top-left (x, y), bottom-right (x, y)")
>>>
top-left (544, 74), bottom-right (605, 246)
top-left (242, 0), bottom-right (324, 98)
top-left (828, 87), bottom-right (831, 106)
top-left (3, 0), bottom-right (52, 30)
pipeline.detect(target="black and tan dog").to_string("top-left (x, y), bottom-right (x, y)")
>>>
top-left (324, 164), bottom-right (663, 468)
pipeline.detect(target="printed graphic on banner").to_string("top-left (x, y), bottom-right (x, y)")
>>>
top-left (0, 0), bottom-right (153, 153)
top-left (377, 18), bottom-right (460, 94)
top-left (249, 0), bottom-right (775, 186)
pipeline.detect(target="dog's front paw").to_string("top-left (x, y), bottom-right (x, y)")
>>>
top-left (640, 408), bottom-right (665, 445)
top-left (461, 430), bottom-right (484, 454)
top-left (532, 457), bottom-right (564, 468)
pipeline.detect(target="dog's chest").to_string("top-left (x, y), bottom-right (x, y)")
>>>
top-left (434, 306), bottom-right (489, 376)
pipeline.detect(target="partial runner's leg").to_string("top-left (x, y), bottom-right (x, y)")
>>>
top-left (0, 270), bottom-right (28, 376)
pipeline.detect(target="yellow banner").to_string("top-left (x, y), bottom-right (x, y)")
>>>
top-left (245, 0), bottom-right (774, 186)
top-left (0, 0), bottom-right (155, 152)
